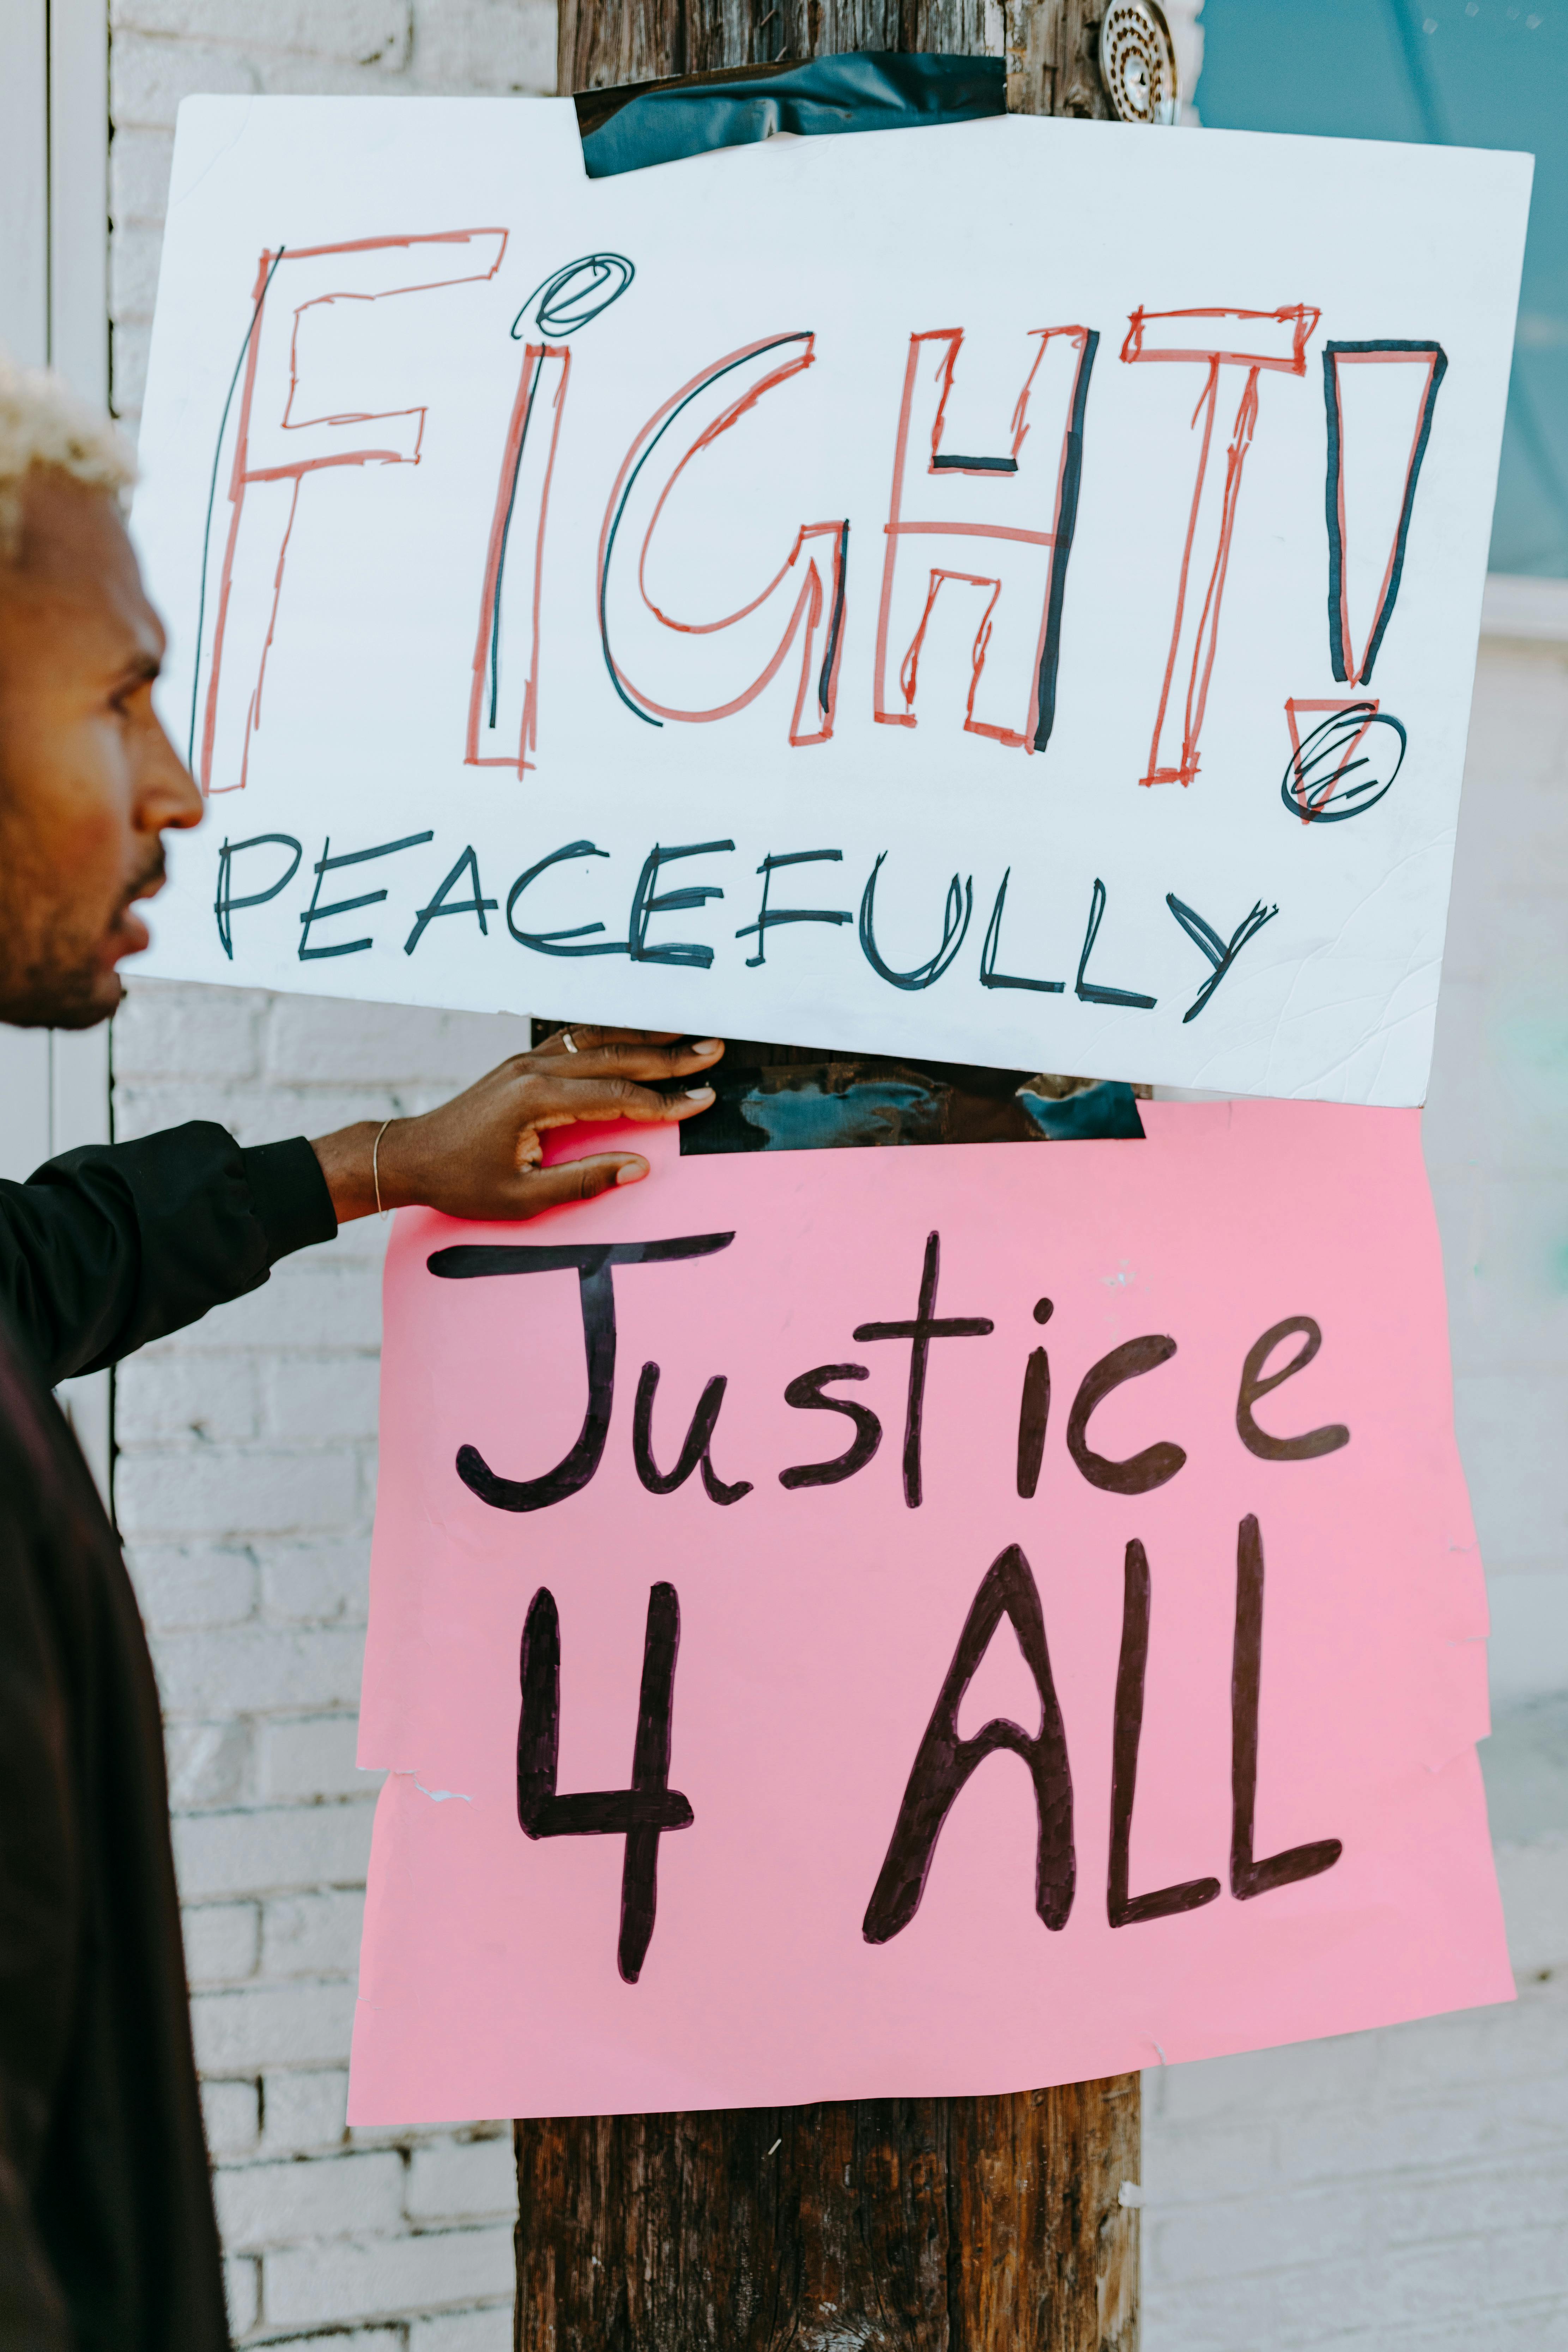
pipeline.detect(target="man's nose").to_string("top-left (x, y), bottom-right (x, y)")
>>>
top-left (143, 713), bottom-right (205, 831)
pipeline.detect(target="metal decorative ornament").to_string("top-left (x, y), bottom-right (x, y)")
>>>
top-left (1098, 0), bottom-right (1180, 127)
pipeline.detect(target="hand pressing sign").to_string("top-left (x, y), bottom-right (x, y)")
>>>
top-left (309, 1025), bottom-right (724, 1220)
top-left (350, 1101), bottom-right (1509, 2126)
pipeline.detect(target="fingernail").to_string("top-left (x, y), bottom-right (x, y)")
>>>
top-left (693, 1038), bottom-right (722, 1055)
top-left (615, 1159), bottom-right (648, 1185)
top-left (684, 1085), bottom-right (714, 1101)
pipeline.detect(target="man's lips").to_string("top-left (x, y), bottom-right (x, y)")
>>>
top-left (102, 899), bottom-right (154, 966)
top-left (105, 860), bottom-right (167, 962)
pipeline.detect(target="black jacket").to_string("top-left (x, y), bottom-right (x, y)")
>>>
top-left (0, 1122), bottom-right (335, 2350)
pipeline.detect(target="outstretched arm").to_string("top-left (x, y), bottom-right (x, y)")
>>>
top-left (0, 1030), bottom-right (722, 1387)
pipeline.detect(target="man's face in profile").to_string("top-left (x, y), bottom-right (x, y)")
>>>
top-left (0, 469), bottom-right (201, 1028)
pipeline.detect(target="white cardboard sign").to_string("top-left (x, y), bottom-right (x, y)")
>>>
top-left (133, 99), bottom-right (1529, 1101)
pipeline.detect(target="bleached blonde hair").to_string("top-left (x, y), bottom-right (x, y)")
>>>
top-left (0, 349), bottom-right (136, 561)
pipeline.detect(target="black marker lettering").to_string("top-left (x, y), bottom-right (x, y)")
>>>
top-left (1281, 703), bottom-right (1407, 826)
top-left (1017, 1295), bottom-right (1054, 1499)
top-left (1016, 1354), bottom-right (1051, 1498)
top-left (778, 1363), bottom-right (882, 1489)
top-left (629, 839), bottom-right (734, 969)
top-left (1164, 892), bottom-right (1278, 1023)
top-left (1033, 327), bottom-right (1097, 752)
top-left (297, 830), bottom-right (434, 962)
top-left (1016, 1332), bottom-right (1055, 1508)
top-left (1075, 877), bottom-right (1156, 1010)
top-left (1231, 1515), bottom-right (1343, 1898)
top-left (428, 1233), bottom-right (734, 1510)
top-left (404, 845), bottom-right (498, 956)
top-left (596, 336), bottom-right (843, 739)
top-left (853, 1231), bottom-right (993, 1507)
top-left (1236, 1317), bottom-right (1350, 1462)
top-left (214, 832), bottom-right (302, 960)
top-left (859, 852), bottom-right (973, 992)
top-left (863, 1543), bottom-right (1074, 1944)
top-left (1324, 340), bottom-right (1447, 688)
top-left (506, 839), bottom-right (628, 959)
top-left (633, 1363), bottom-right (752, 1505)
top-left (980, 868), bottom-right (1065, 995)
top-left (514, 252), bottom-right (634, 341)
top-left (735, 849), bottom-right (851, 970)
top-left (1066, 1335), bottom-right (1187, 1495)
top-left (1108, 1539), bottom-right (1222, 1926)
top-left (517, 1582), bottom-right (692, 1983)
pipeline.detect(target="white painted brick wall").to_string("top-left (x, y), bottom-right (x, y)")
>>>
top-left (1140, 1948), bottom-right (1568, 2349)
top-left (107, 2), bottom-right (1568, 2337)
top-left (108, 0), bottom-right (553, 426)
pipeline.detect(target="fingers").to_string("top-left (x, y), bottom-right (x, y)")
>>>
top-left (524, 1073), bottom-right (718, 1127)
top-left (532, 1024), bottom-right (679, 1058)
top-left (527, 1028), bottom-right (725, 1082)
top-left (504, 1152), bottom-right (649, 1217)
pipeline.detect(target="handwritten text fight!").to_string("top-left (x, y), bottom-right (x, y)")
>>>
top-left (202, 241), bottom-right (1442, 1024)
top-left (137, 110), bottom-right (1531, 1102)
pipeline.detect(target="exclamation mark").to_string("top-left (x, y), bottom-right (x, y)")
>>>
top-left (1282, 339), bottom-right (1446, 824)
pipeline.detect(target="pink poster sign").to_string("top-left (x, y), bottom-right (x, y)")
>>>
top-left (350, 1103), bottom-right (1511, 2125)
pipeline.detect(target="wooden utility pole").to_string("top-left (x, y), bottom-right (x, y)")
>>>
top-left (558, 0), bottom-right (1120, 122)
top-left (518, 7), bottom-right (1145, 2344)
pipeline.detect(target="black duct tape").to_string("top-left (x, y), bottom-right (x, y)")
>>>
top-left (576, 50), bottom-right (1006, 180)
top-left (679, 1064), bottom-right (1146, 1153)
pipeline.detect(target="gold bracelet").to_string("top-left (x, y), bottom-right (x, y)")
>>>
top-left (372, 1117), bottom-right (396, 1219)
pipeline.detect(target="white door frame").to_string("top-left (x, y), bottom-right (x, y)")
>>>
top-left (0, 0), bottom-right (113, 1493)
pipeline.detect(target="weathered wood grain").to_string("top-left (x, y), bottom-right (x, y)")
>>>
top-left (516, 2076), bottom-right (1139, 2348)
top-left (1004, 0), bottom-right (1114, 118)
top-left (559, 0), bottom-right (1119, 106)
top-left (560, 0), bottom-right (1000, 95)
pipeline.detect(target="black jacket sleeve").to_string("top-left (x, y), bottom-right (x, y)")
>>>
top-left (0, 1124), bottom-right (337, 1388)
top-left (0, 1388), bottom-right (79, 2352)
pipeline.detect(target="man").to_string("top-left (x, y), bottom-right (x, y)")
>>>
top-left (0, 352), bottom-right (723, 2348)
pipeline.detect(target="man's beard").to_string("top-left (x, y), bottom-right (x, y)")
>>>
top-left (0, 847), bottom-right (163, 1029)
top-left (0, 947), bottom-right (121, 1028)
